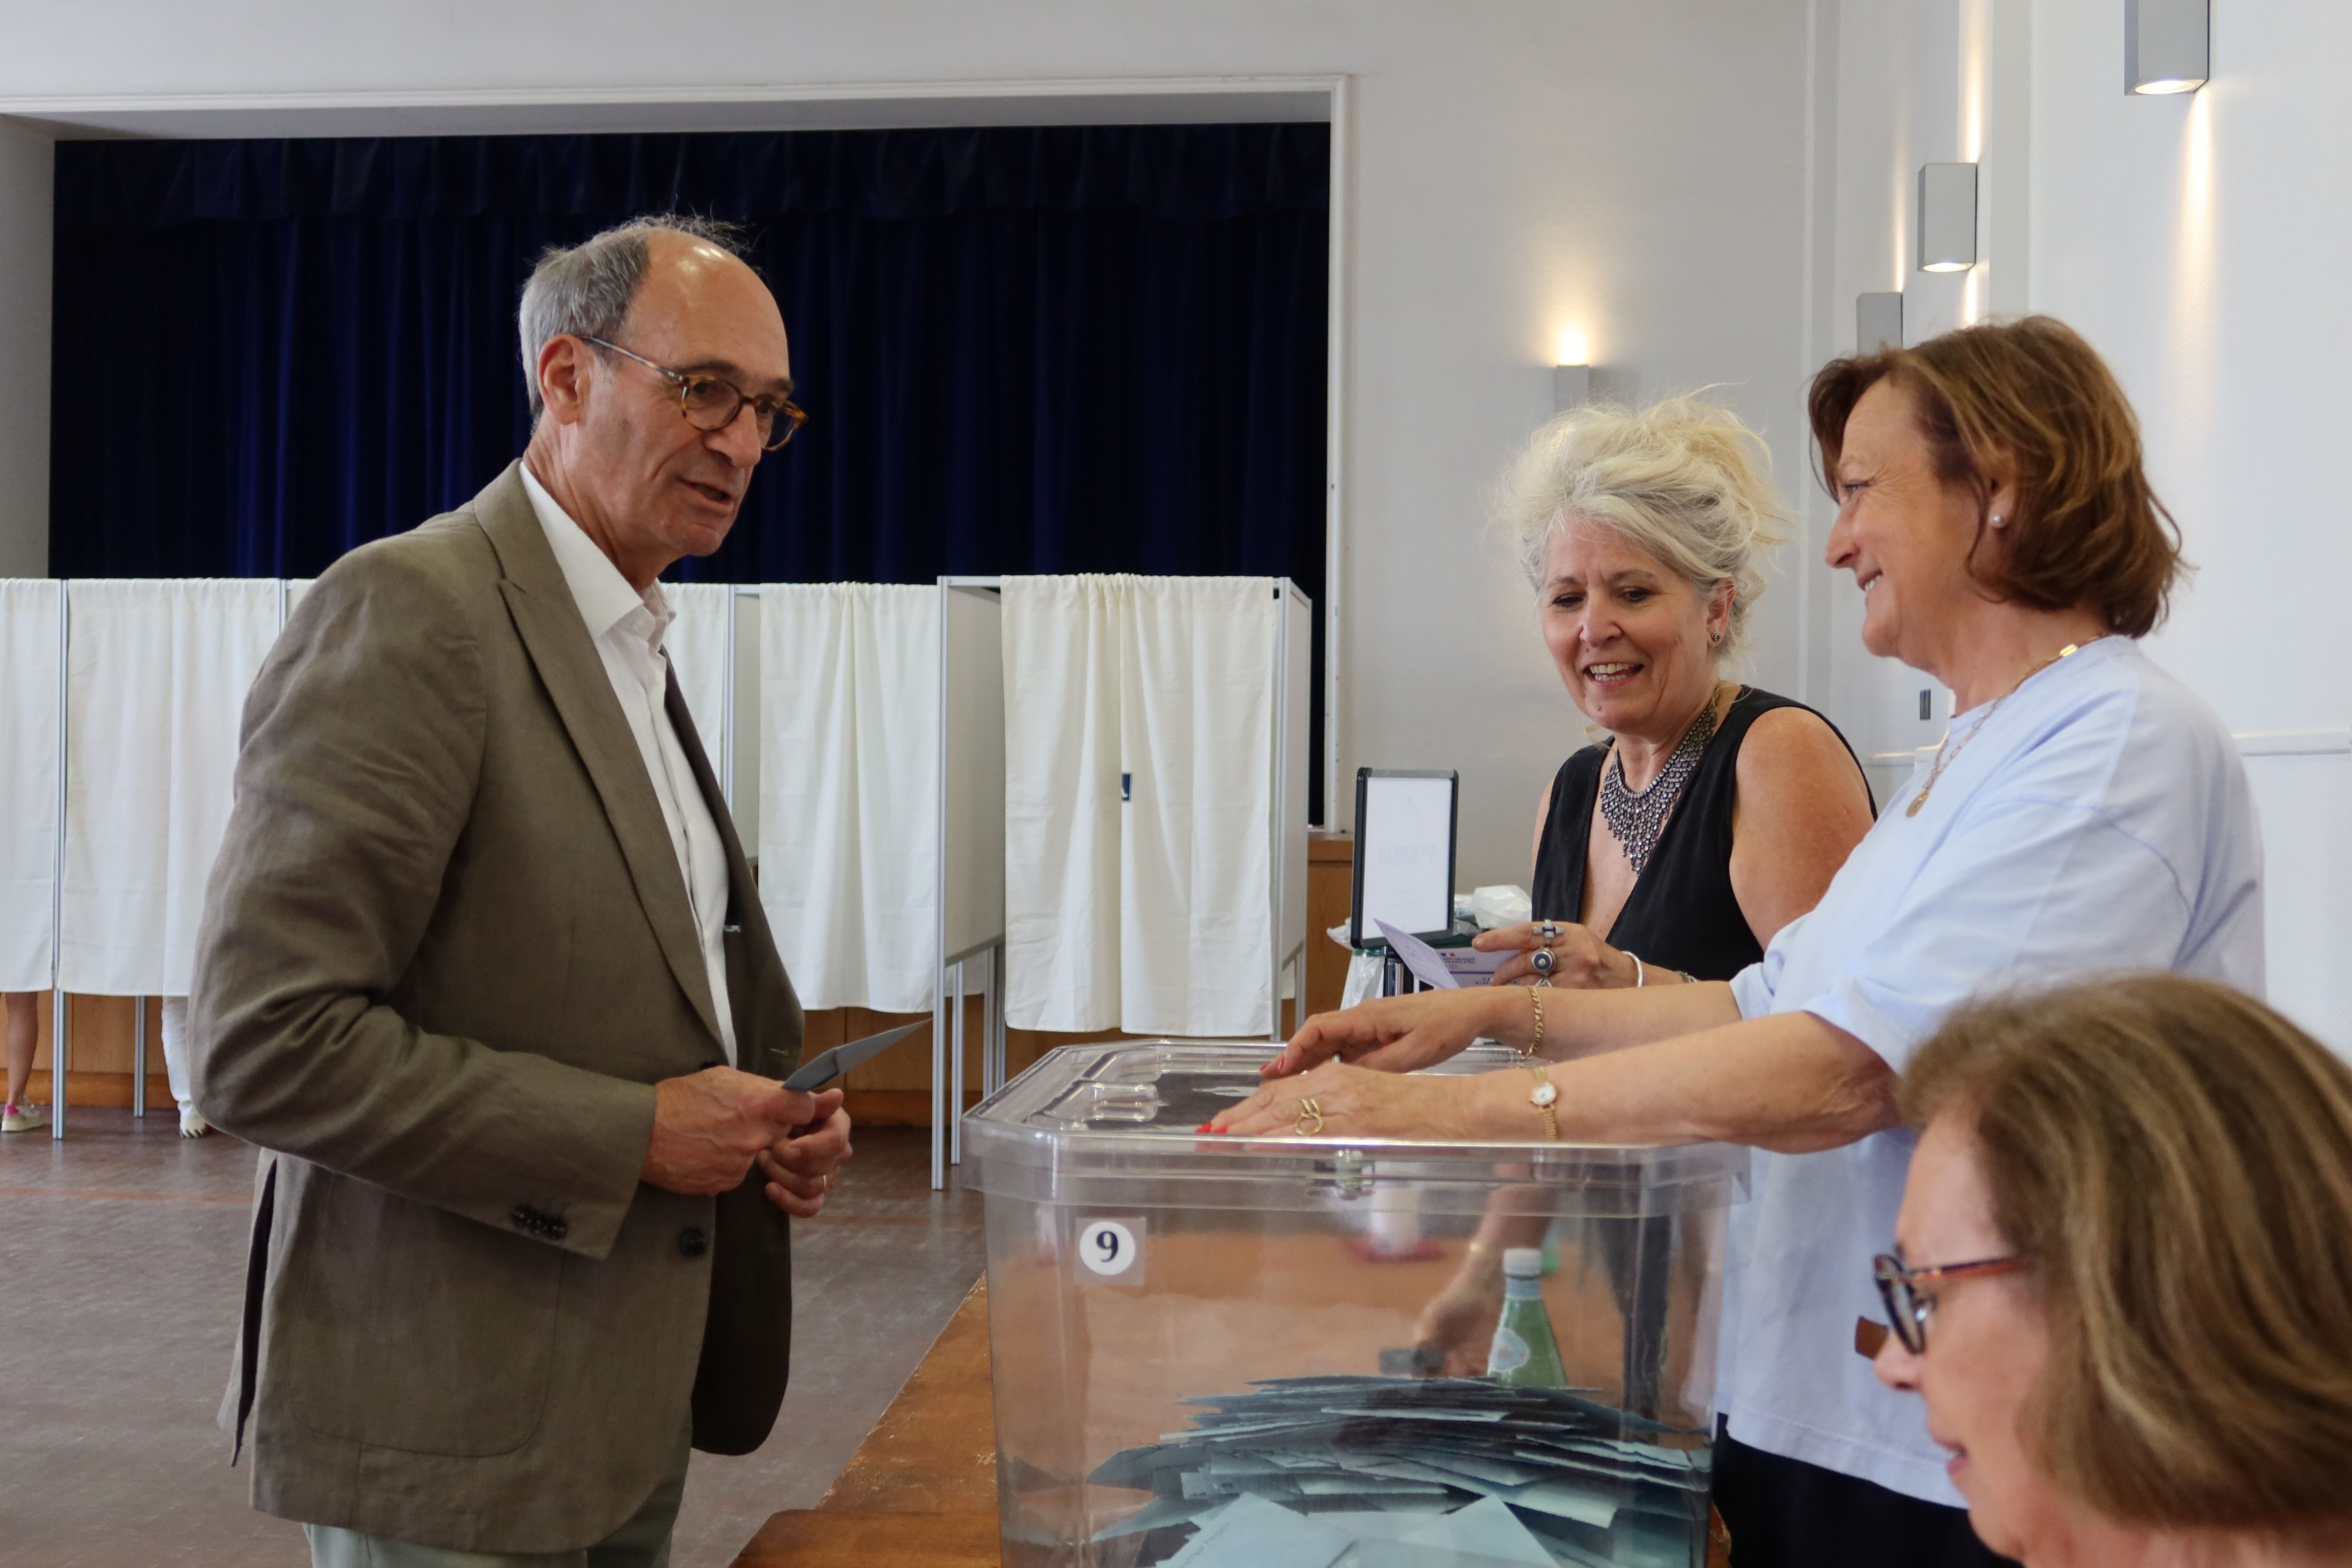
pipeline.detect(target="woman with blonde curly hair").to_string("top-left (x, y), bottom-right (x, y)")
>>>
top-left (1409, 396), bottom-right (1876, 1396)
top-left (1877, 973), bottom-right (2352, 1567)
top-left (1478, 394), bottom-right (1874, 992)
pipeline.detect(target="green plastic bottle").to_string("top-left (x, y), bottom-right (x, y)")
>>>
top-left (1486, 1247), bottom-right (1568, 1388)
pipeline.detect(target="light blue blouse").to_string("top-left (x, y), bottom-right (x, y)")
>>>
top-left (1721, 636), bottom-right (2264, 1503)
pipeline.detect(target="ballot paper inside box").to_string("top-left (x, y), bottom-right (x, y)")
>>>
top-left (961, 1042), bottom-right (1749, 1568)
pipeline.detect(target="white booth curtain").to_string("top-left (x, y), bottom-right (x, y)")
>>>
top-left (1003, 574), bottom-right (1276, 1037)
top-left (0, 582), bottom-right (62, 992)
top-left (757, 583), bottom-right (941, 1013)
top-left (7, 571), bottom-right (1282, 1039)
top-left (662, 581), bottom-right (733, 772)
top-left (58, 580), bottom-right (282, 996)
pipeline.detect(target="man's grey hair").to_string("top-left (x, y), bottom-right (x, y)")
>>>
top-left (517, 214), bottom-right (748, 415)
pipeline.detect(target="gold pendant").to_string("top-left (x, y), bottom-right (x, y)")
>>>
top-left (1901, 643), bottom-right (2076, 824)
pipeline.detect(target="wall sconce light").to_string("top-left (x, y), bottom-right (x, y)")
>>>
top-left (2128, 0), bottom-right (2209, 94)
top-left (1553, 363), bottom-right (1592, 413)
top-left (1917, 163), bottom-right (1979, 273)
top-left (1856, 292), bottom-right (1904, 353)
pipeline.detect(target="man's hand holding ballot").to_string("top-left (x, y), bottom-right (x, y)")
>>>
top-left (642, 1068), bottom-right (850, 1218)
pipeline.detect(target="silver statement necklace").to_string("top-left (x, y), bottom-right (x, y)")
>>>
top-left (1600, 700), bottom-right (1720, 876)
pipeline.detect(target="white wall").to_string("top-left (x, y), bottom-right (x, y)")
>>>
top-left (1335, 3), bottom-right (1813, 889)
top-left (0, 116), bottom-right (48, 577)
top-left (1815, 0), bottom-right (2032, 784)
top-left (1813, 0), bottom-right (2352, 1046)
top-left (0, 0), bottom-right (1820, 892)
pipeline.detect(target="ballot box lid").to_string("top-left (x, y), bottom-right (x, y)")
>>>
top-left (960, 1041), bottom-right (1748, 1217)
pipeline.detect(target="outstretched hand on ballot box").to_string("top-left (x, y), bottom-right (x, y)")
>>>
top-left (1205, 987), bottom-right (1530, 1140)
top-left (1265, 987), bottom-right (1526, 1079)
top-left (1206, 1056), bottom-right (1496, 1141)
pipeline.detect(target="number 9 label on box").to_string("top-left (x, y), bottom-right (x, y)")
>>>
top-left (1076, 1218), bottom-right (1144, 1283)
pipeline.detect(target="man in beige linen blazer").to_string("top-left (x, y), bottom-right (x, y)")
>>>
top-left (190, 217), bottom-right (848, 1565)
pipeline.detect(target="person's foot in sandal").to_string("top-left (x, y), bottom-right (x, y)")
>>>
top-left (2, 1102), bottom-right (47, 1133)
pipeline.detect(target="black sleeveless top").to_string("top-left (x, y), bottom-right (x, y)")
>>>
top-left (1531, 688), bottom-right (1872, 982)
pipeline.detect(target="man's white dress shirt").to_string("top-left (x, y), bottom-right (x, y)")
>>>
top-left (520, 464), bottom-right (737, 1064)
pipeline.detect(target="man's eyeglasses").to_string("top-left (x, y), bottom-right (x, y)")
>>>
top-left (1872, 1252), bottom-right (2026, 1354)
top-left (579, 335), bottom-right (807, 452)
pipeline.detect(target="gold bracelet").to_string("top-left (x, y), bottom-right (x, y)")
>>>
top-left (1523, 983), bottom-right (1545, 1063)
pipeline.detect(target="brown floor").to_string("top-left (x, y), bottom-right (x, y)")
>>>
top-left (735, 1280), bottom-right (1000, 1567)
top-left (0, 1109), bottom-right (989, 1568)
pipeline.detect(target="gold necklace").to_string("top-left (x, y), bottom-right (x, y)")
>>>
top-left (1906, 644), bottom-right (2080, 818)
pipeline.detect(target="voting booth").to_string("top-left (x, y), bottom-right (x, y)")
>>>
top-left (964, 1041), bottom-right (1748, 1568)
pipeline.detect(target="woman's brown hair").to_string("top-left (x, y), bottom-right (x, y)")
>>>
top-left (1809, 316), bottom-right (2183, 637)
top-left (1902, 974), bottom-right (2352, 1535)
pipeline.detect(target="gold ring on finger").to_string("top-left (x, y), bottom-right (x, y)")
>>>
top-left (1294, 1097), bottom-right (1325, 1136)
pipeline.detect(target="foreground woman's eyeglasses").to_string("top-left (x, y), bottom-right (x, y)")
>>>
top-left (1872, 1252), bottom-right (2026, 1354)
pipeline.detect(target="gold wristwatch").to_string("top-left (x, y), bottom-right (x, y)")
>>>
top-left (1527, 1065), bottom-right (1560, 1141)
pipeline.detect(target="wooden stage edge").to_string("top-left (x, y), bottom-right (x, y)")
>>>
top-left (734, 1276), bottom-right (1002, 1567)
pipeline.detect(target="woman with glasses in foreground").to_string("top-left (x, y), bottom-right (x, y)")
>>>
top-left (1876, 974), bottom-right (2352, 1568)
top-left (1210, 316), bottom-right (2265, 1566)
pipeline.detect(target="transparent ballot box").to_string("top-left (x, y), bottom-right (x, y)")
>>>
top-left (962, 1042), bottom-right (1750, 1568)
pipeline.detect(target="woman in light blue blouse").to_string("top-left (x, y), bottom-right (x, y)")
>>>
top-left (1212, 317), bottom-right (2264, 1568)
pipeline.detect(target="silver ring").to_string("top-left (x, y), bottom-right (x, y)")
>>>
top-left (1536, 921), bottom-right (1563, 940)
top-left (1530, 947), bottom-right (1556, 976)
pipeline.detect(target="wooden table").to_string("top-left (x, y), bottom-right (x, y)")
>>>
top-left (733, 1278), bottom-right (1002, 1566)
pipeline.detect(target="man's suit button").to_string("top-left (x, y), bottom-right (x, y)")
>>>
top-left (679, 1227), bottom-right (709, 1258)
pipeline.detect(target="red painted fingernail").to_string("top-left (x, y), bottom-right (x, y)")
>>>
top-left (1196, 1122), bottom-right (1217, 1133)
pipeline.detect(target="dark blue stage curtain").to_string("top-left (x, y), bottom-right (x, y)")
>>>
top-left (49, 126), bottom-right (1329, 800)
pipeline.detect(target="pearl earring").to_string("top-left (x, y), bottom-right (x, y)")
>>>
top-left (1990, 512), bottom-right (2007, 528)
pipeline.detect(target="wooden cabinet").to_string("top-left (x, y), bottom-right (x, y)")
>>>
top-left (1304, 832), bottom-right (1354, 1022)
